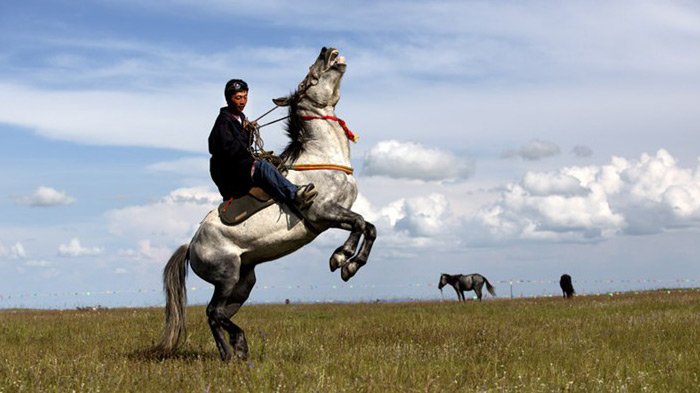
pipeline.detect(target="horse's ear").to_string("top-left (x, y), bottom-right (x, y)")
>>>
top-left (273, 97), bottom-right (290, 107)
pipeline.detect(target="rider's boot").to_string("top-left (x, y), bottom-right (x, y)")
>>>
top-left (294, 183), bottom-right (318, 210)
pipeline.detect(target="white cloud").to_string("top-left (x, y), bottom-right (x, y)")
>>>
top-left (106, 186), bottom-right (220, 244)
top-left (351, 192), bottom-right (464, 254)
top-left (118, 239), bottom-right (172, 262)
top-left (0, 82), bottom-right (215, 153)
top-left (58, 238), bottom-right (103, 257)
top-left (362, 140), bottom-right (474, 181)
top-left (13, 242), bottom-right (27, 258)
top-left (97, 149), bottom-right (700, 261)
top-left (395, 194), bottom-right (454, 237)
top-left (503, 139), bottom-right (561, 161)
top-left (116, 2), bottom-right (700, 81)
top-left (0, 242), bottom-right (27, 259)
top-left (0, 2), bottom-right (698, 160)
top-left (18, 186), bottom-right (76, 207)
top-left (166, 187), bottom-right (221, 205)
top-left (477, 149), bottom-right (700, 242)
top-left (521, 172), bottom-right (589, 197)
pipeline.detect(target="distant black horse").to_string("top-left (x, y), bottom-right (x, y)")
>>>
top-left (560, 274), bottom-right (575, 298)
top-left (438, 273), bottom-right (496, 301)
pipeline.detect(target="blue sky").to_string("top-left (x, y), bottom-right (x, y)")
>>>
top-left (1, 1), bottom-right (700, 308)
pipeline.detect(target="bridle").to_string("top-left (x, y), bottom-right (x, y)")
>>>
top-left (299, 115), bottom-right (358, 142)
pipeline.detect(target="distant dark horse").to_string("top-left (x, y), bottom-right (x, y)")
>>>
top-left (438, 273), bottom-right (496, 301)
top-left (560, 274), bottom-right (575, 298)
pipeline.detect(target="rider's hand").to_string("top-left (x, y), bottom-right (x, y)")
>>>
top-left (243, 120), bottom-right (259, 131)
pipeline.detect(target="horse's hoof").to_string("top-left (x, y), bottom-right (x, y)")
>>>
top-left (232, 335), bottom-right (249, 361)
top-left (220, 351), bottom-right (233, 362)
top-left (329, 252), bottom-right (345, 272)
top-left (341, 262), bottom-right (359, 281)
top-left (234, 349), bottom-right (248, 361)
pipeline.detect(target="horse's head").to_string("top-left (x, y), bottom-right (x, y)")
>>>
top-left (277, 47), bottom-right (349, 162)
top-left (275, 47), bottom-right (346, 109)
top-left (438, 274), bottom-right (449, 291)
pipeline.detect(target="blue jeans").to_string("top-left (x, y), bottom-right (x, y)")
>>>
top-left (251, 160), bottom-right (297, 204)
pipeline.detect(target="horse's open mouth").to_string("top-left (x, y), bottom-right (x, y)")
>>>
top-left (327, 50), bottom-right (346, 70)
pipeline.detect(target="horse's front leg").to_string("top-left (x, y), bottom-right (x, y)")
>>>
top-left (329, 229), bottom-right (361, 273)
top-left (452, 285), bottom-right (463, 301)
top-left (343, 221), bottom-right (376, 280)
top-left (312, 204), bottom-right (376, 281)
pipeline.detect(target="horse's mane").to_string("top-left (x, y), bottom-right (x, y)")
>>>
top-left (279, 91), bottom-right (308, 163)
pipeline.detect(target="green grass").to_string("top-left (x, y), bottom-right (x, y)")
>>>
top-left (1, 289), bottom-right (699, 392)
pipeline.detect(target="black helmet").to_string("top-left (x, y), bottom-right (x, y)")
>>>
top-left (224, 79), bottom-right (248, 104)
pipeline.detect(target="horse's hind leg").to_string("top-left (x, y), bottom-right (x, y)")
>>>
top-left (223, 267), bottom-right (256, 360)
top-left (207, 286), bottom-right (235, 361)
top-left (206, 266), bottom-right (257, 361)
top-left (474, 286), bottom-right (483, 301)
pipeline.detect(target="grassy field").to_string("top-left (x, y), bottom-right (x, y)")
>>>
top-left (1, 289), bottom-right (698, 392)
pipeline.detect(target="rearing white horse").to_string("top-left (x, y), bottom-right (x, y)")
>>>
top-left (154, 47), bottom-right (376, 361)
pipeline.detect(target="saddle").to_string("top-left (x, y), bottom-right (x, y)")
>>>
top-left (218, 187), bottom-right (275, 226)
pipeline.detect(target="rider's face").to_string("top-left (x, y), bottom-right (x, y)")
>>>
top-left (230, 91), bottom-right (248, 113)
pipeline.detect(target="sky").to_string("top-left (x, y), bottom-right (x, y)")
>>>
top-left (1, 0), bottom-right (699, 309)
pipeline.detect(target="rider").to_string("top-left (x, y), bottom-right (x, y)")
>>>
top-left (208, 79), bottom-right (317, 209)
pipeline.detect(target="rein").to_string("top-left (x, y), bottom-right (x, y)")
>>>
top-left (254, 105), bottom-right (289, 129)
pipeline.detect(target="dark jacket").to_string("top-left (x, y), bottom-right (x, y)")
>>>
top-left (208, 107), bottom-right (255, 200)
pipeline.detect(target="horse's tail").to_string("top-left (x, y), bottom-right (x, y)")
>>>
top-left (483, 276), bottom-right (497, 297)
top-left (153, 243), bottom-right (190, 355)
